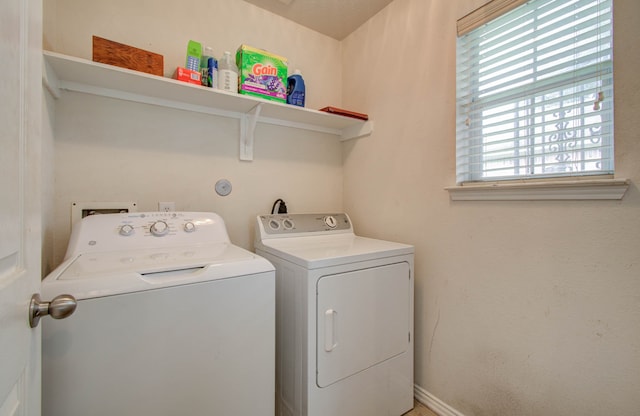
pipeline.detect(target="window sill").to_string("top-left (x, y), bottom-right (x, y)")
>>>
top-left (445, 178), bottom-right (630, 201)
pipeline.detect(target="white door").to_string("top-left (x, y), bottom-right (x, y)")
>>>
top-left (316, 262), bottom-right (411, 388)
top-left (0, 0), bottom-right (43, 415)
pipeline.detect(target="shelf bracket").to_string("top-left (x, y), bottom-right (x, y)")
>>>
top-left (340, 120), bottom-right (373, 141)
top-left (42, 58), bottom-right (61, 99)
top-left (239, 103), bottom-right (263, 161)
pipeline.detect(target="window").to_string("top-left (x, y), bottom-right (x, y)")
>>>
top-left (455, 0), bottom-right (613, 184)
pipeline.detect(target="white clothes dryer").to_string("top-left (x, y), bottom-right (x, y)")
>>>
top-left (42, 212), bottom-right (275, 416)
top-left (254, 213), bottom-right (414, 416)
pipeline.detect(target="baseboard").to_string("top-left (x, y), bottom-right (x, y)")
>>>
top-left (414, 384), bottom-right (466, 416)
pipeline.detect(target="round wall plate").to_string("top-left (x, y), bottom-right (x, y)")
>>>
top-left (215, 179), bottom-right (232, 196)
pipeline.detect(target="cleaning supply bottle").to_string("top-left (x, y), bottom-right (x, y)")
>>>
top-left (217, 51), bottom-right (238, 93)
top-left (286, 69), bottom-right (305, 107)
top-left (200, 46), bottom-right (217, 88)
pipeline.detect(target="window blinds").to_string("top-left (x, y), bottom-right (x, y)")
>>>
top-left (455, 0), bottom-right (613, 183)
top-left (457, 0), bottom-right (529, 36)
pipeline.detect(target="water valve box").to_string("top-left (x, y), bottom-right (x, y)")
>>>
top-left (236, 44), bottom-right (288, 103)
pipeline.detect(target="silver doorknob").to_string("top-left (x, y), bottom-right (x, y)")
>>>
top-left (29, 293), bottom-right (77, 328)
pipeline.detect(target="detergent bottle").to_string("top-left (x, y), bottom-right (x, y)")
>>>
top-left (286, 69), bottom-right (305, 107)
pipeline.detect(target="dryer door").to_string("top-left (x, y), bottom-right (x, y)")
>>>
top-left (316, 262), bottom-right (410, 388)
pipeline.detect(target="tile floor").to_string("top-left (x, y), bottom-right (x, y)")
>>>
top-left (403, 400), bottom-right (438, 416)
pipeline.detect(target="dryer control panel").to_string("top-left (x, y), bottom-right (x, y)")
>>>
top-left (257, 213), bottom-right (352, 237)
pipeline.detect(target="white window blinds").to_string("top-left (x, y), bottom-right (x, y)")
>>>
top-left (456, 0), bottom-right (613, 184)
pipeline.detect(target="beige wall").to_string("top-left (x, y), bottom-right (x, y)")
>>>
top-left (43, 0), bottom-right (344, 267)
top-left (44, 0), bottom-right (640, 414)
top-left (342, 0), bottom-right (640, 415)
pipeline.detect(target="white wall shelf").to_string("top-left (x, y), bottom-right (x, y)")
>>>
top-left (42, 51), bottom-right (373, 161)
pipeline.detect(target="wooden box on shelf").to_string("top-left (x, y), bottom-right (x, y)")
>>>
top-left (92, 35), bottom-right (163, 76)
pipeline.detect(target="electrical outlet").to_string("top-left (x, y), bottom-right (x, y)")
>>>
top-left (158, 202), bottom-right (175, 212)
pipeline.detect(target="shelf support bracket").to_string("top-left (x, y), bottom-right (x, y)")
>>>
top-left (340, 120), bottom-right (373, 141)
top-left (240, 103), bottom-right (263, 161)
top-left (42, 58), bottom-right (61, 99)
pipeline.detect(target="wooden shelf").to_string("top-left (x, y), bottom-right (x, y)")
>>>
top-left (43, 51), bottom-right (373, 160)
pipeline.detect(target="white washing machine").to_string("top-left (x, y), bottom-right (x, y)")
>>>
top-left (42, 212), bottom-right (275, 416)
top-left (254, 213), bottom-right (414, 416)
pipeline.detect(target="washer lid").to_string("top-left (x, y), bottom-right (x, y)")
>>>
top-left (256, 234), bottom-right (413, 269)
top-left (42, 243), bottom-right (274, 300)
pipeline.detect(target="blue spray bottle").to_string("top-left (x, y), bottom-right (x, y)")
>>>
top-left (286, 69), bottom-right (305, 107)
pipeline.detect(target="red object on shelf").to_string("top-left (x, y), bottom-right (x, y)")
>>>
top-left (319, 106), bottom-right (369, 121)
top-left (173, 67), bottom-right (201, 85)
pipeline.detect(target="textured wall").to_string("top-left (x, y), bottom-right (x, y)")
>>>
top-left (44, 0), bottom-right (344, 266)
top-left (43, 0), bottom-right (640, 414)
top-left (342, 0), bottom-right (640, 415)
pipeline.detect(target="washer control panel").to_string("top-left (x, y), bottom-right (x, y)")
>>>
top-left (114, 213), bottom-right (202, 239)
top-left (258, 213), bottom-right (352, 237)
top-left (66, 212), bottom-right (231, 257)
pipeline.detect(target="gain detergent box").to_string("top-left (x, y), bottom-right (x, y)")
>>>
top-left (236, 45), bottom-right (288, 103)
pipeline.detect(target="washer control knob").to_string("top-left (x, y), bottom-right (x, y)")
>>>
top-left (119, 224), bottom-right (135, 236)
top-left (150, 220), bottom-right (169, 236)
top-left (283, 219), bottom-right (295, 230)
top-left (183, 221), bottom-right (196, 233)
top-left (324, 216), bottom-right (337, 229)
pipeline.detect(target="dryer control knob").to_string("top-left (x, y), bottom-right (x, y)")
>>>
top-left (324, 215), bottom-right (337, 229)
top-left (150, 220), bottom-right (169, 236)
top-left (268, 219), bottom-right (280, 231)
top-left (283, 219), bottom-right (295, 230)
